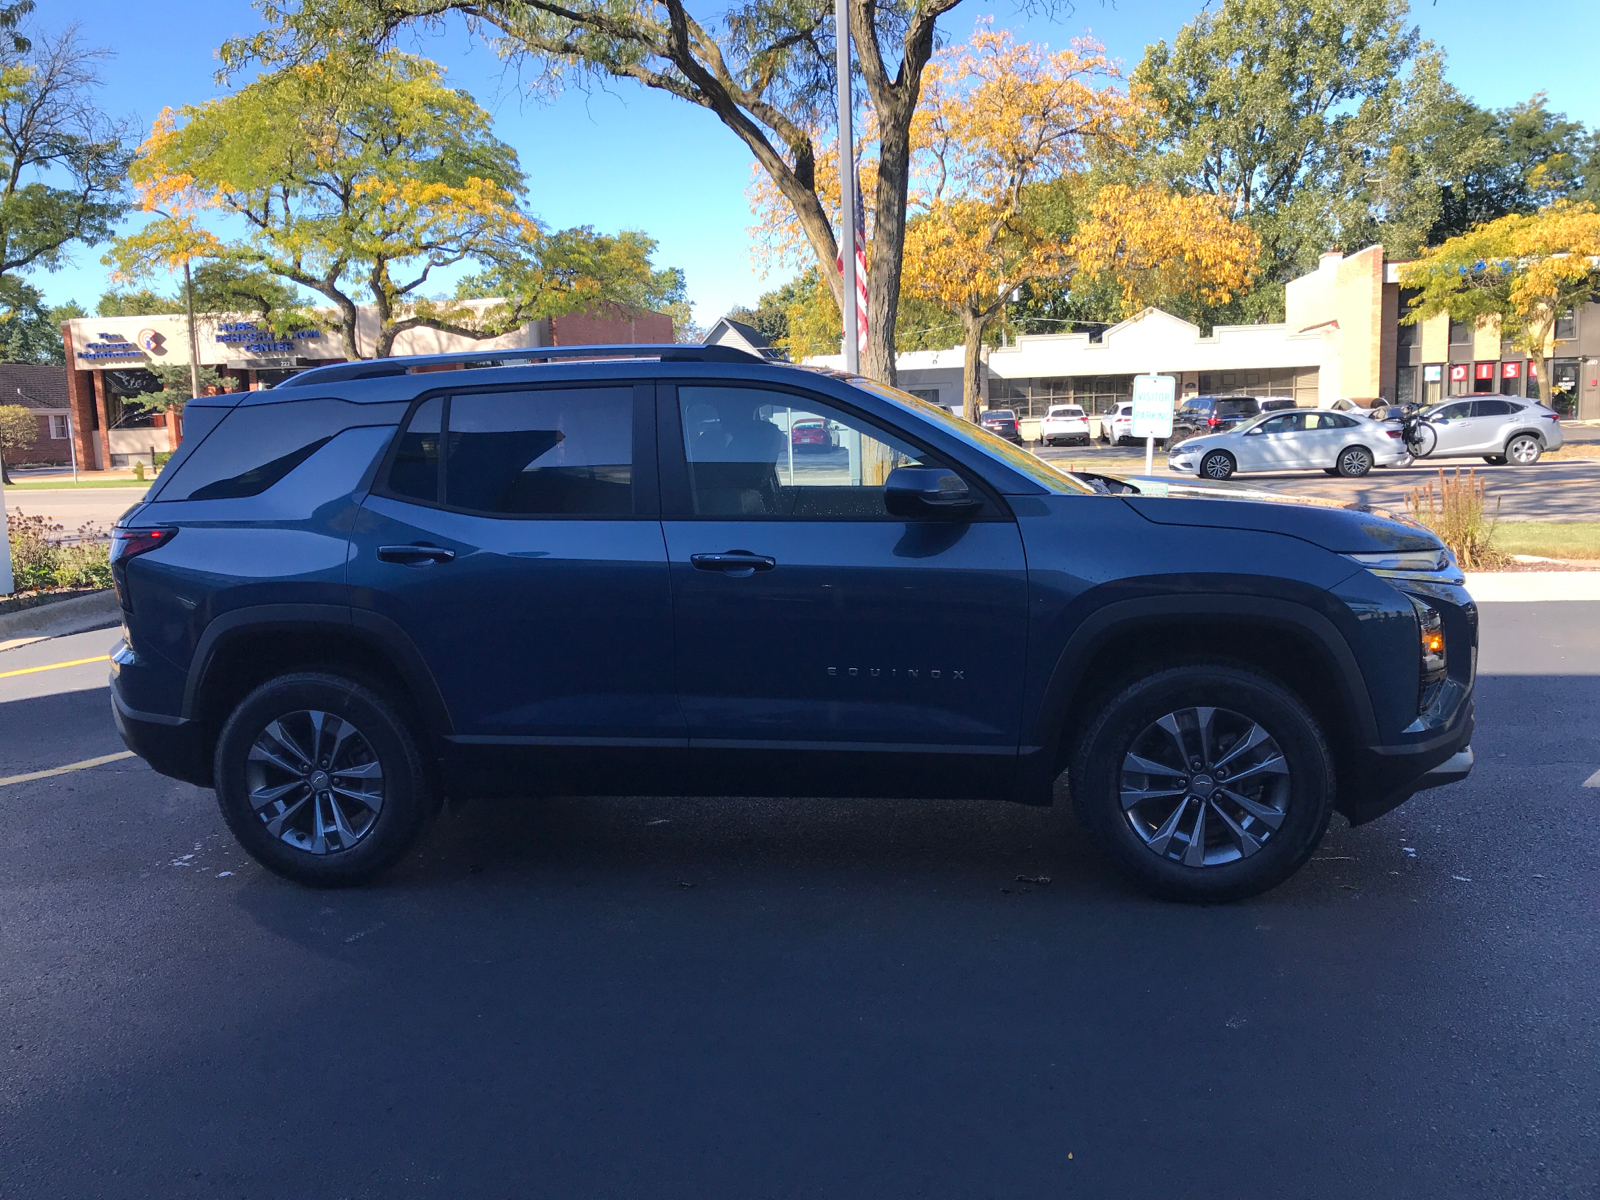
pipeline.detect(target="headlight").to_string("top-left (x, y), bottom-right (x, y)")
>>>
top-left (1410, 596), bottom-right (1448, 707)
top-left (1343, 549), bottom-right (1451, 573)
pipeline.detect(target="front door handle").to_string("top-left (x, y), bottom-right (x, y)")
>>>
top-left (690, 550), bottom-right (776, 576)
top-left (377, 543), bottom-right (456, 565)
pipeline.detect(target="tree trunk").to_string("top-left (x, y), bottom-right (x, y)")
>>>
top-left (960, 310), bottom-right (987, 422)
top-left (865, 113), bottom-right (912, 386)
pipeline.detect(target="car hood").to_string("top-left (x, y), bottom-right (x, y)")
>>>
top-left (1115, 478), bottom-right (1443, 553)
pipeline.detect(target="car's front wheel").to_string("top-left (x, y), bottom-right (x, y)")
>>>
top-left (1200, 450), bottom-right (1235, 480)
top-left (214, 672), bottom-right (437, 886)
top-left (1506, 434), bottom-right (1542, 465)
top-left (1336, 445), bottom-right (1374, 477)
top-left (1070, 666), bottom-right (1336, 902)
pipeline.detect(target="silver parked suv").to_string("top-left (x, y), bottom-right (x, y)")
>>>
top-left (1403, 395), bottom-right (1564, 465)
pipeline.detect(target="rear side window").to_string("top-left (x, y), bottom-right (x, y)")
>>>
top-left (383, 387), bottom-right (634, 516)
top-left (163, 399), bottom-right (402, 501)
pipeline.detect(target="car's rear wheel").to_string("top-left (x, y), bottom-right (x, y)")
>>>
top-left (1336, 445), bottom-right (1374, 477)
top-left (1483, 454), bottom-right (1507, 465)
top-left (1200, 450), bottom-right (1235, 480)
top-left (1506, 434), bottom-right (1542, 465)
top-left (214, 672), bottom-right (436, 886)
top-left (1070, 666), bottom-right (1335, 902)
top-left (1323, 467), bottom-right (1340, 476)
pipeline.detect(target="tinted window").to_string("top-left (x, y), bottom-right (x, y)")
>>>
top-left (388, 396), bottom-right (442, 502)
top-left (442, 387), bottom-right (633, 516)
top-left (1435, 402), bottom-right (1473, 420)
top-left (1218, 400), bottom-right (1258, 416)
top-left (1470, 399), bottom-right (1513, 417)
top-left (168, 399), bottom-right (399, 501)
top-left (679, 386), bottom-right (942, 518)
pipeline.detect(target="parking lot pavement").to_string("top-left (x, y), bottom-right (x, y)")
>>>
top-left (1036, 444), bottom-right (1600, 521)
top-left (2, 606), bottom-right (1597, 1198)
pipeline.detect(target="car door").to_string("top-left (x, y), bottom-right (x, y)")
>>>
top-left (658, 380), bottom-right (1028, 799)
top-left (1298, 412), bottom-right (1350, 466)
top-left (1236, 413), bottom-right (1301, 470)
top-left (347, 381), bottom-right (682, 787)
top-left (1459, 399), bottom-right (1513, 452)
top-left (1424, 401), bottom-right (1476, 454)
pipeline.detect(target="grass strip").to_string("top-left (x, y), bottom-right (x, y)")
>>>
top-left (1493, 521), bottom-right (1600, 560)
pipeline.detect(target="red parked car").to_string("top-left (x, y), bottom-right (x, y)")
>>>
top-left (791, 418), bottom-right (829, 447)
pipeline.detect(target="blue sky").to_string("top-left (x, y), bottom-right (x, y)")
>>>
top-left (32, 0), bottom-right (1600, 326)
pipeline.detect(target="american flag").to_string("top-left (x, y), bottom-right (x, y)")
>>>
top-left (836, 161), bottom-right (868, 348)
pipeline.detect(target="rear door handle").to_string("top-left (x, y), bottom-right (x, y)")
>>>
top-left (377, 543), bottom-right (456, 564)
top-left (690, 551), bottom-right (776, 575)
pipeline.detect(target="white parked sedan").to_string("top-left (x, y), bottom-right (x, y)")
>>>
top-left (1167, 409), bottom-right (1408, 479)
top-left (1040, 403), bottom-right (1090, 445)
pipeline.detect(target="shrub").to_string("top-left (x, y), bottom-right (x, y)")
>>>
top-left (5, 510), bottom-right (112, 591)
top-left (1404, 468), bottom-right (1507, 571)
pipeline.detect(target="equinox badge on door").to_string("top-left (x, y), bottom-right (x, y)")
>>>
top-left (827, 667), bottom-right (965, 680)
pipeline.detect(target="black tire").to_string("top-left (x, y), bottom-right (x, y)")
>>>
top-left (1069, 665), bottom-right (1336, 902)
top-left (1200, 450), bottom-right (1235, 480)
top-left (1335, 444), bottom-right (1374, 477)
top-left (214, 672), bottom-right (437, 887)
top-left (1406, 423), bottom-right (1436, 458)
top-left (1505, 433), bottom-right (1542, 465)
top-left (1483, 455), bottom-right (1506, 465)
top-left (1323, 467), bottom-right (1340, 476)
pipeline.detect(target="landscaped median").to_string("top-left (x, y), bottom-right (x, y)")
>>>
top-left (1493, 522), bottom-right (1600, 561)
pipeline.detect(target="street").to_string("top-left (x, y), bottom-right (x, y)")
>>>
top-left (1, 604), bottom-right (1596, 1198)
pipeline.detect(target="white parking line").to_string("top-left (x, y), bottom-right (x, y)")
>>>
top-left (0, 751), bottom-right (135, 788)
top-left (1584, 768), bottom-right (1600, 788)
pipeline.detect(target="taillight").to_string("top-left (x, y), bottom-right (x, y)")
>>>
top-left (1386, 430), bottom-right (1402, 439)
top-left (1207, 416), bottom-right (1222, 427)
top-left (109, 526), bottom-right (177, 610)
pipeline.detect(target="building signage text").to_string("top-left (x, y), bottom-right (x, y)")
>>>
top-left (77, 332), bottom-right (148, 362)
top-left (214, 322), bottom-right (323, 355)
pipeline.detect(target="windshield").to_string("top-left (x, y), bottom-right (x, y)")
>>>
top-left (850, 378), bottom-right (1094, 495)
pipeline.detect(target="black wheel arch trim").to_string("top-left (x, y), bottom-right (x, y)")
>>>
top-left (1028, 592), bottom-right (1380, 757)
top-left (183, 603), bottom-right (454, 738)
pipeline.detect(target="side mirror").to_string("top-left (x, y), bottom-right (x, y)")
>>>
top-left (884, 466), bottom-right (981, 519)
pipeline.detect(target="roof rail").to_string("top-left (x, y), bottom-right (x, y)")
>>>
top-left (275, 343), bottom-right (769, 388)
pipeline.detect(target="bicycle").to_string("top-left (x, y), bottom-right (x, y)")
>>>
top-left (1394, 403), bottom-right (1436, 458)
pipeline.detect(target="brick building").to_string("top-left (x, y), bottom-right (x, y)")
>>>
top-left (0, 363), bottom-right (74, 467)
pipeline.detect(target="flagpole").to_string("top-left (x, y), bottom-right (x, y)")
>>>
top-left (835, 0), bottom-right (859, 375)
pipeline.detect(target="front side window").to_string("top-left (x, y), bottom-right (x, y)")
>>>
top-left (1257, 414), bottom-right (1301, 434)
top-left (1434, 402), bottom-right (1473, 420)
top-left (680, 386), bottom-right (943, 518)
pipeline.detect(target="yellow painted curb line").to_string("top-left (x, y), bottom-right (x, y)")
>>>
top-left (0, 751), bottom-right (136, 788)
top-left (0, 654), bottom-right (110, 680)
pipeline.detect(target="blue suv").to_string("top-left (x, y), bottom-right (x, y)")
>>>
top-left (108, 345), bottom-right (1475, 901)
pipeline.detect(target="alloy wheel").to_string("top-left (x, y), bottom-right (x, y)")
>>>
top-left (1119, 706), bottom-right (1290, 867)
top-left (1507, 435), bottom-right (1541, 465)
top-left (1338, 446), bottom-right (1372, 477)
top-left (245, 710), bottom-right (385, 854)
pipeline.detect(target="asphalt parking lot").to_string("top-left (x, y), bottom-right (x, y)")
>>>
top-left (1, 603), bottom-right (1597, 1198)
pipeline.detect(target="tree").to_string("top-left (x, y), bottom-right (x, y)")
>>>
top-left (96, 288), bottom-right (182, 317)
top-left (1399, 203), bottom-right (1600, 412)
top-left (0, 26), bottom-right (131, 310)
top-left (116, 50), bottom-right (678, 360)
top-left (1425, 94), bottom-right (1591, 243)
top-left (1131, 0), bottom-right (1455, 320)
top-left (0, 400), bottom-right (35, 481)
top-left (121, 362), bottom-right (227, 424)
top-left (0, 285), bottom-right (81, 363)
top-left (223, 0), bottom-right (1069, 384)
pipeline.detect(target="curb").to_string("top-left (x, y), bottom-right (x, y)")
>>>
top-left (0, 590), bottom-right (122, 644)
top-left (1463, 571), bottom-right (1600, 602)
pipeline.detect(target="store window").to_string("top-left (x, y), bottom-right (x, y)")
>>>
top-left (1395, 367), bottom-right (1417, 406)
top-left (1448, 319), bottom-right (1471, 345)
top-left (1554, 310), bottom-right (1577, 341)
top-left (1448, 363), bottom-right (1471, 396)
top-left (1422, 363), bottom-right (1443, 405)
top-left (1499, 361), bottom-right (1522, 396)
top-left (1526, 362), bottom-right (1540, 401)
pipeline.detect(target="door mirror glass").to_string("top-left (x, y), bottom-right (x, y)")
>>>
top-left (883, 466), bottom-right (980, 518)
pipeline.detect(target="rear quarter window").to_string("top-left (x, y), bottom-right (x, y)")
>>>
top-left (158, 398), bottom-right (407, 501)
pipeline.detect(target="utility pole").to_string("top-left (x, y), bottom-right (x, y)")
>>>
top-left (835, 0), bottom-right (858, 375)
top-left (183, 257), bottom-right (200, 400)
top-left (0, 443), bottom-right (11, 595)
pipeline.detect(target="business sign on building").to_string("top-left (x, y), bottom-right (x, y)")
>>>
top-left (1449, 364), bottom-right (1469, 383)
top-left (1423, 364), bottom-right (1442, 383)
top-left (1502, 361), bottom-right (1521, 379)
top-left (1475, 362), bottom-right (1496, 382)
top-left (68, 313), bottom-right (326, 370)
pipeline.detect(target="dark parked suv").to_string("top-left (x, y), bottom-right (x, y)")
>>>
top-left (1171, 394), bottom-right (1263, 442)
top-left (109, 345), bottom-right (1475, 901)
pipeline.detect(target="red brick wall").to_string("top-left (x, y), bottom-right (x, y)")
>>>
top-left (550, 307), bottom-right (673, 346)
top-left (17, 413), bottom-right (71, 465)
